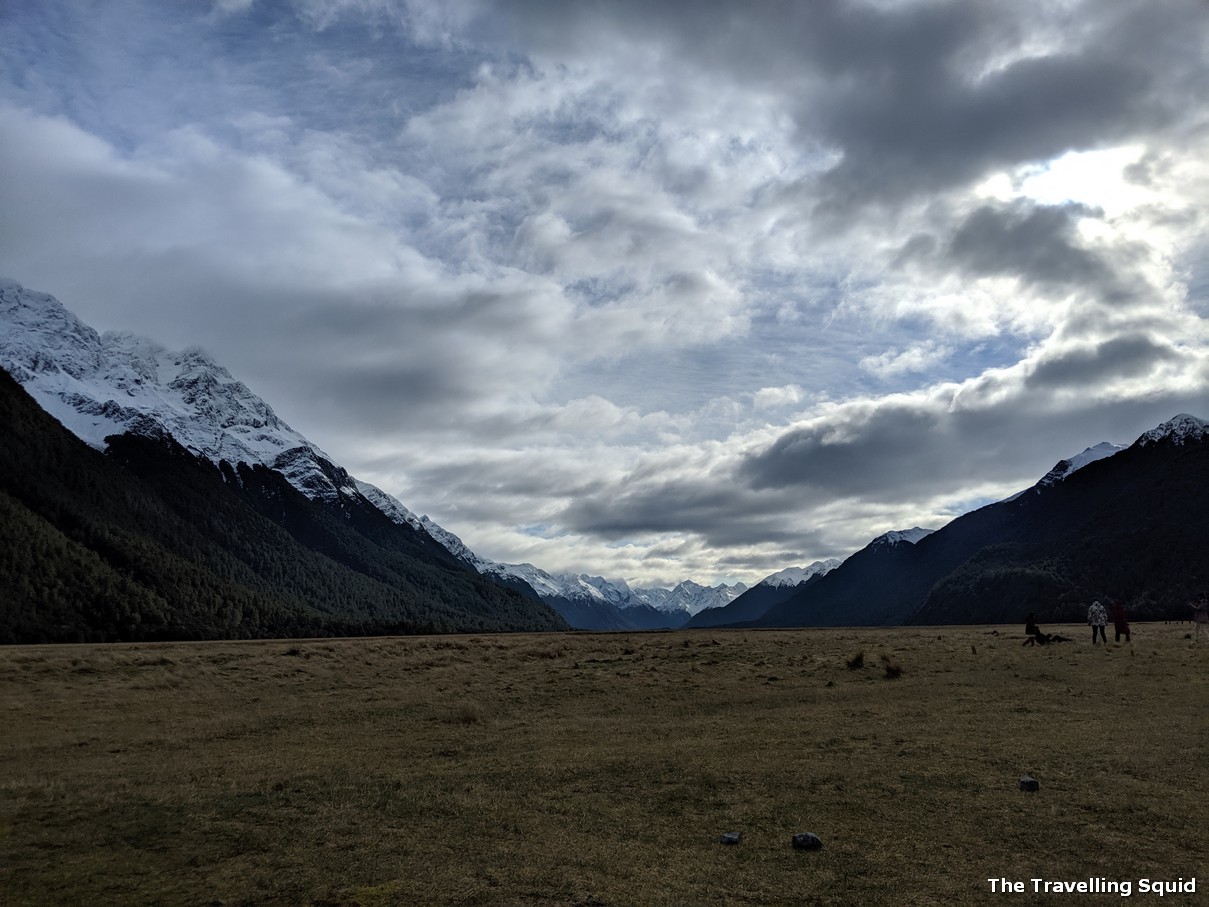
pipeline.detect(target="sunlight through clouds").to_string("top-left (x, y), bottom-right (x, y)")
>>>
top-left (1, 0), bottom-right (1207, 585)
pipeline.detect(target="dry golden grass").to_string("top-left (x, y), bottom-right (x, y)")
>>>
top-left (2, 624), bottom-right (1206, 905)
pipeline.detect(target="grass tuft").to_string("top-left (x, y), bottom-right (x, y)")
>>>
top-left (846, 650), bottom-right (865, 670)
top-left (452, 700), bottom-right (487, 725)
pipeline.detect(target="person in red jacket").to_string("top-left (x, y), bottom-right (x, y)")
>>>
top-left (1111, 601), bottom-right (1130, 643)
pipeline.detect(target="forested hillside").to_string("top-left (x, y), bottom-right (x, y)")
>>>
top-left (910, 432), bottom-right (1209, 624)
top-left (0, 368), bottom-right (566, 643)
top-left (745, 421), bottom-right (1209, 628)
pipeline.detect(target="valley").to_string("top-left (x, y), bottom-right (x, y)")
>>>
top-left (5, 280), bottom-right (1209, 639)
top-left (3, 625), bottom-right (1205, 904)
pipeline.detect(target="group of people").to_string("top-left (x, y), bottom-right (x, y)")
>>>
top-left (1024, 592), bottom-right (1209, 645)
top-left (1085, 599), bottom-right (1130, 644)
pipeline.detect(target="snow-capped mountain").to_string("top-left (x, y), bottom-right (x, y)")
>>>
top-left (470, 562), bottom-right (744, 620)
top-left (1035, 441), bottom-right (1126, 488)
top-left (571, 574), bottom-right (639, 606)
top-left (871, 527), bottom-right (935, 547)
top-left (686, 560), bottom-right (836, 628)
top-left (1137, 413), bottom-right (1209, 447)
top-left (1010, 423), bottom-right (1196, 501)
top-left (0, 279), bottom-right (523, 580)
top-left (0, 279), bottom-right (360, 503)
top-left (9, 279), bottom-right (1206, 634)
top-left (345, 485), bottom-right (737, 625)
top-left (492, 564), bottom-right (626, 606)
top-left (757, 559), bottom-right (843, 588)
top-left (646, 580), bottom-right (748, 615)
top-left (0, 279), bottom-right (744, 630)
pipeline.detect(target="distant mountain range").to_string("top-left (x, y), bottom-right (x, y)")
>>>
top-left (0, 280), bottom-right (567, 641)
top-left (2, 278), bottom-right (1207, 640)
top-left (709, 415), bottom-right (1209, 628)
top-left (0, 279), bottom-right (739, 637)
top-left (686, 559), bottom-right (841, 628)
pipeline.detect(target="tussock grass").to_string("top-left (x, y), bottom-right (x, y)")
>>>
top-left (880, 652), bottom-right (903, 679)
top-left (1, 624), bottom-right (1206, 905)
top-left (451, 699), bottom-right (488, 725)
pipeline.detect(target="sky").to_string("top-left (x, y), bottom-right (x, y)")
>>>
top-left (2, 0), bottom-right (1208, 588)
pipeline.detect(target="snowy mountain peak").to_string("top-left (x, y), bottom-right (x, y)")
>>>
top-left (654, 580), bottom-right (749, 615)
top-left (873, 527), bottom-right (934, 547)
top-left (1036, 440), bottom-right (1126, 487)
top-left (1136, 413), bottom-right (1209, 447)
top-left (575, 574), bottom-right (639, 606)
top-left (0, 280), bottom-right (108, 379)
top-left (349, 480), bottom-right (744, 620)
top-left (0, 278), bottom-right (792, 631)
top-left (757, 558), bottom-right (843, 588)
top-left (0, 279), bottom-right (370, 502)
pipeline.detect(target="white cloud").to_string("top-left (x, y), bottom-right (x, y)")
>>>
top-left (753, 385), bottom-right (804, 410)
top-left (860, 343), bottom-right (953, 379)
top-left (2, 0), bottom-right (1208, 587)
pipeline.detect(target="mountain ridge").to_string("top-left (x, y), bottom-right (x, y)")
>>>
top-left (745, 415), bottom-right (1209, 628)
top-left (0, 279), bottom-right (744, 631)
top-left (0, 365), bottom-right (567, 641)
top-left (685, 559), bottom-right (841, 629)
top-left (4, 278), bottom-right (1206, 636)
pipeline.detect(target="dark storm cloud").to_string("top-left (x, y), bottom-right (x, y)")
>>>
top-left (551, 371), bottom-right (1209, 559)
top-left (796, 0), bottom-right (1207, 219)
top-left (735, 374), bottom-right (1209, 510)
top-left (495, 0), bottom-right (1208, 217)
top-left (562, 477), bottom-right (823, 551)
top-left (1025, 335), bottom-right (1184, 391)
top-left (4, 0), bottom-right (1208, 585)
top-left (742, 403), bottom-right (1063, 501)
top-left (809, 46), bottom-right (1155, 217)
top-left (900, 201), bottom-right (1116, 291)
top-left (563, 479), bottom-right (754, 538)
top-left (740, 403), bottom-right (949, 498)
top-left (947, 203), bottom-right (1107, 287)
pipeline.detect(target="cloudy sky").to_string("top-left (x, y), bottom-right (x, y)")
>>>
top-left (2, 1), bottom-right (1208, 587)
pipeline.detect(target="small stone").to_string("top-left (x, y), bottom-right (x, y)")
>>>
top-left (791, 832), bottom-right (823, 850)
top-left (1019, 775), bottom-right (1040, 792)
top-left (719, 832), bottom-right (741, 845)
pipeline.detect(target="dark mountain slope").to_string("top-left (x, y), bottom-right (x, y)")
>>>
top-left (543, 595), bottom-right (641, 631)
top-left (753, 532), bottom-right (956, 627)
top-left (686, 571), bottom-right (828, 628)
top-left (751, 424), bottom-right (1209, 627)
top-left (617, 602), bottom-right (691, 630)
top-left (0, 368), bottom-right (566, 642)
top-left (912, 432), bottom-right (1209, 624)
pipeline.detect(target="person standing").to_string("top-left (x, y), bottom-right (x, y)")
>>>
top-left (1192, 593), bottom-right (1209, 644)
top-left (1111, 601), bottom-right (1130, 643)
top-left (1088, 600), bottom-right (1108, 645)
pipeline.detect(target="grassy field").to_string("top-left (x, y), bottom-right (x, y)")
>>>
top-left (2, 624), bottom-right (1206, 905)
